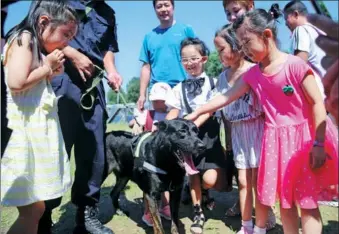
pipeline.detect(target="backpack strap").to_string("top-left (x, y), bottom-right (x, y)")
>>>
top-left (181, 82), bottom-right (193, 114)
top-left (208, 76), bottom-right (215, 90)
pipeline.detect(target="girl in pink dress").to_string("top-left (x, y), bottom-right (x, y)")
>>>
top-left (186, 8), bottom-right (338, 234)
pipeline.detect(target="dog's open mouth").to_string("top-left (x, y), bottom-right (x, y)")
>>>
top-left (175, 151), bottom-right (199, 175)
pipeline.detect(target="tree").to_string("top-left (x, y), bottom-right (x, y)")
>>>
top-left (107, 89), bottom-right (118, 104)
top-left (205, 51), bottom-right (223, 78)
top-left (126, 77), bottom-right (140, 103)
top-left (319, 1), bottom-right (332, 19)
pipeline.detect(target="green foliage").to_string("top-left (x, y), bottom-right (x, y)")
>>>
top-left (126, 77), bottom-right (140, 103)
top-left (107, 89), bottom-right (119, 104)
top-left (319, 1), bottom-right (332, 19)
top-left (107, 77), bottom-right (140, 104)
top-left (205, 51), bottom-right (223, 78)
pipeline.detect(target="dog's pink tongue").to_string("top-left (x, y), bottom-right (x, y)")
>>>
top-left (183, 155), bottom-right (199, 175)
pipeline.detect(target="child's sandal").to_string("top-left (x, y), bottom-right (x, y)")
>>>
top-left (190, 205), bottom-right (205, 234)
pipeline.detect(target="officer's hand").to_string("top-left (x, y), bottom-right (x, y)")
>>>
top-left (72, 53), bottom-right (94, 82)
top-left (107, 71), bottom-right (123, 92)
top-left (137, 95), bottom-right (146, 111)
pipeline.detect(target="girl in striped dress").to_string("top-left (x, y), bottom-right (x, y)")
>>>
top-left (1, 1), bottom-right (78, 233)
top-left (213, 24), bottom-right (265, 234)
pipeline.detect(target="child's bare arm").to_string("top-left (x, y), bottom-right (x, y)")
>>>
top-left (129, 119), bottom-right (135, 128)
top-left (186, 78), bottom-right (250, 121)
top-left (302, 73), bottom-right (327, 169)
top-left (6, 33), bottom-right (65, 92)
top-left (302, 74), bottom-right (327, 142)
top-left (6, 33), bottom-right (52, 92)
top-left (194, 112), bottom-right (211, 127)
top-left (166, 108), bottom-right (180, 120)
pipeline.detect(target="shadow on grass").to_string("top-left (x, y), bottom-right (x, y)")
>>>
top-left (52, 185), bottom-right (131, 234)
top-left (324, 220), bottom-right (339, 234)
top-left (52, 182), bottom-right (291, 234)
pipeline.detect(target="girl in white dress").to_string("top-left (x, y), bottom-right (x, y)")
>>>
top-left (213, 24), bottom-right (265, 234)
top-left (1, 1), bottom-right (78, 233)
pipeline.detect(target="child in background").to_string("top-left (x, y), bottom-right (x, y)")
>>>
top-left (1, 1), bottom-right (78, 233)
top-left (130, 82), bottom-right (171, 134)
top-left (129, 82), bottom-right (172, 226)
top-left (214, 24), bottom-right (268, 234)
top-left (186, 8), bottom-right (338, 234)
top-left (166, 37), bottom-right (225, 234)
top-left (223, 0), bottom-right (255, 23)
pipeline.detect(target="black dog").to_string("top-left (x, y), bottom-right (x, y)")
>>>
top-left (106, 119), bottom-right (205, 234)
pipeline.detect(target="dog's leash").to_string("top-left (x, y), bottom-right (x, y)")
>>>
top-left (80, 65), bottom-right (141, 126)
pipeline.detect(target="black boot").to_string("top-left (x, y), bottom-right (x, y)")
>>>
top-left (73, 205), bottom-right (114, 234)
top-left (38, 210), bottom-right (53, 234)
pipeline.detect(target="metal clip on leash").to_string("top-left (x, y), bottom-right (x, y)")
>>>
top-left (79, 65), bottom-right (141, 126)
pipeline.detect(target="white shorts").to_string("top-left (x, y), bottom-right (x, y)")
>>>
top-left (231, 116), bottom-right (264, 169)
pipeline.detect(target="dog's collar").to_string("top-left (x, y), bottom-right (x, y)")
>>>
top-left (134, 132), bottom-right (152, 158)
top-left (133, 132), bottom-right (168, 175)
top-left (143, 161), bottom-right (167, 175)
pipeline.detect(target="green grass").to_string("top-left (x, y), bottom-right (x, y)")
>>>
top-left (1, 123), bottom-right (338, 234)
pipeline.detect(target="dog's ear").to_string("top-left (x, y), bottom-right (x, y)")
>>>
top-left (154, 120), bottom-right (168, 131)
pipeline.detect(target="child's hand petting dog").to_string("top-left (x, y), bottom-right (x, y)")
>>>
top-left (185, 112), bottom-right (199, 122)
top-left (132, 123), bottom-right (143, 135)
top-left (151, 124), bottom-right (158, 132)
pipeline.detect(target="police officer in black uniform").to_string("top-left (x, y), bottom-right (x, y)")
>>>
top-left (38, 1), bottom-right (122, 233)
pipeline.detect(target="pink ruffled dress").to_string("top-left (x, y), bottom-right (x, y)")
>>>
top-left (243, 55), bottom-right (338, 209)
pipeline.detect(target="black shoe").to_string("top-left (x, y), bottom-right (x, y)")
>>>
top-left (73, 205), bottom-right (114, 234)
top-left (38, 210), bottom-right (53, 234)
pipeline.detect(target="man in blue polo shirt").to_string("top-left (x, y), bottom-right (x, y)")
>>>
top-left (137, 0), bottom-right (196, 110)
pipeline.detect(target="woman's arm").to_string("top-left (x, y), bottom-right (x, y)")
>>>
top-left (6, 33), bottom-right (52, 92)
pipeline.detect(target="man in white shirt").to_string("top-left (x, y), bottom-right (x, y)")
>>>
top-left (284, 0), bottom-right (326, 97)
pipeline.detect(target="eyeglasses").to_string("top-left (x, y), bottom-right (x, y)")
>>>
top-left (181, 57), bottom-right (202, 64)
